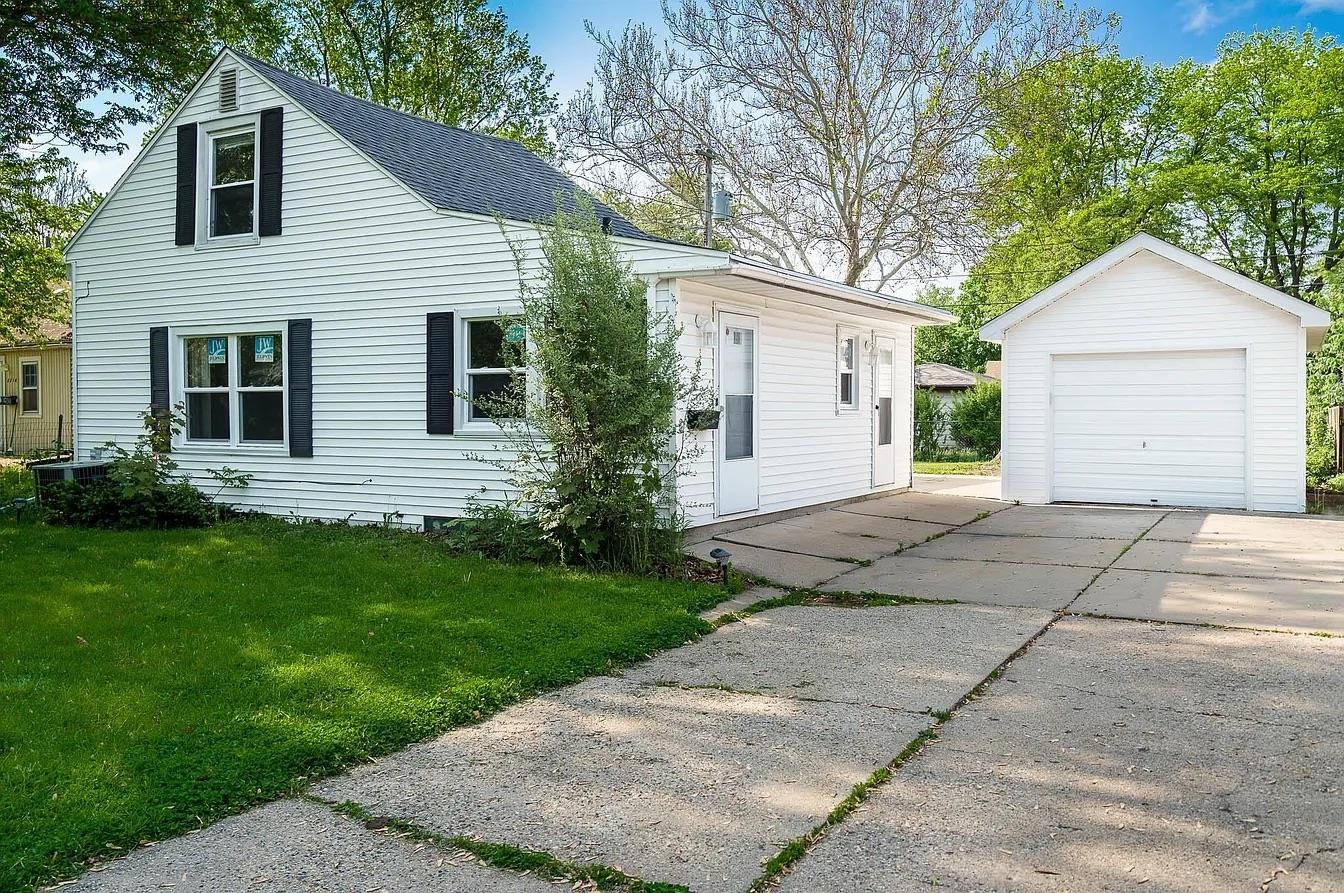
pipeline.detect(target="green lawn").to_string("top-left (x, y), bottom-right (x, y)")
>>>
top-left (914, 458), bottom-right (1001, 476)
top-left (0, 519), bottom-right (721, 891)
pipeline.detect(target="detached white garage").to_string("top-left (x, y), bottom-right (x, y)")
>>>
top-left (980, 233), bottom-right (1332, 513)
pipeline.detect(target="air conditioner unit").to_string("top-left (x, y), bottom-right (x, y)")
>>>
top-left (32, 461), bottom-right (110, 500)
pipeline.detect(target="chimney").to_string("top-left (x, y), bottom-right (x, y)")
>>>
top-left (983, 361), bottom-right (1002, 379)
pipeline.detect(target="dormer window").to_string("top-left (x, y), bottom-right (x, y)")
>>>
top-left (209, 128), bottom-right (256, 238)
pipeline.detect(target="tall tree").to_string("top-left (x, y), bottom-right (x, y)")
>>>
top-left (561, 0), bottom-right (1103, 288)
top-left (270, 0), bottom-right (557, 154)
top-left (0, 0), bottom-right (273, 339)
top-left (1170, 30), bottom-right (1344, 297)
top-left (0, 153), bottom-right (97, 342)
top-left (0, 0), bottom-right (280, 153)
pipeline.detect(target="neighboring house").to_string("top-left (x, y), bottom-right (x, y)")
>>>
top-left (980, 233), bottom-right (1332, 513)
top-left (1, 321), bottom-right (73, 456)
top-left (915, 362), bottom-right (995, 446)
top-left (64, 49), bottom-right (953, 528)
top-left (915, 362), bottom-right (995, 409)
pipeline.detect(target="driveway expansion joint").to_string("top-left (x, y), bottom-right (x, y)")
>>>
top-left (305, 795), bottom-right (690, 893)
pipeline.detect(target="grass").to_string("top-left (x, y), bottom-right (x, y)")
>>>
top-left (0, 465), bottom-right (33, 504)
top-left (913, 457), bottom-right (1000, 476)
top-left (0, 518), bottom-right (721, 892)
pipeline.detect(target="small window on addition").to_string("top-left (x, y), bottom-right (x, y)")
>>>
top-left (465, 319), bottom-right (525, 422)
top-left (837, 331), bottom-right (858, 410)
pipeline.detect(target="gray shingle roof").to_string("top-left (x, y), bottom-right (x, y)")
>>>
top-left (237, 53), bottom-right (654, 241)
top-left (915, 363), bottom-right (994, 389)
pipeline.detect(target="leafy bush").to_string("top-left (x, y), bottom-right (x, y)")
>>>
top-left (466, 201), bottom-right (709, 574)
top-left (913, 388), bottom-right (948, 459)
top-left (949, 380), bottom-right (1002, 457)
top-left (41, 407), bottom-right (250, 529)
top-left (437, 502), bottom-right (551, 563)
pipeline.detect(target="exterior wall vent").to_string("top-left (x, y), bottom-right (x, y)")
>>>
top-left (219, 68), bottom-right (239, 113)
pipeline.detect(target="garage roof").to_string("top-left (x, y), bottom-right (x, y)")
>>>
top-left (978, 233), bottom-right (1333, 348)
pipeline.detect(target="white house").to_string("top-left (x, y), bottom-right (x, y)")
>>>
top-left (980, 233), bottom-right (1331, 513)
top-left (64, 49), bottom-right (952, 529)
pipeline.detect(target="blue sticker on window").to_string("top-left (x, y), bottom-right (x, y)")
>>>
top-left (254, 335), bottom-right (275, 363)
top-left (207, 337), bottom-right (227, 364)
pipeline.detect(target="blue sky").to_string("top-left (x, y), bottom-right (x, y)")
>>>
top-left (70, 0), bottom-right (1344, 192)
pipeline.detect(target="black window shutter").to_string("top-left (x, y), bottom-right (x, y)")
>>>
top-left (174, 124), bottom-right (197, 245)
top-left (288, 318), bottom-right (313, 457)
top-left (149, 327), bottom-right (170, 415)
top-left (427, 312), bottom-right (455, 434)
top-left (258, 107), bottom-right (283, 236)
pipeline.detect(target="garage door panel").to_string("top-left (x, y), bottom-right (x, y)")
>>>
top-left (1053, 397), bottom-right (1246, 417)
top-left (1054, 409), bottom-right (1246, 437)
top-left (1054, 375), bottom-right (1245, 395)
top-left (1050, 350), bottom-right (1246, 509)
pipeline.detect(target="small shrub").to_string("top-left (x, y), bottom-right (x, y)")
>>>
top-left (949, 380), bottom-right (1001, 457)
top-left (913, 389), bottom-right (948, 459)
top-left (41, 406), bottom-right (251, 529)
top-left (1323, 473), bottom-right (1344, 494)
top-left (439, 502), bottom-right (552, 563)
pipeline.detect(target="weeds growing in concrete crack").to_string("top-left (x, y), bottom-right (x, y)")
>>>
top-left (312, 797), bottom-right (688, 892)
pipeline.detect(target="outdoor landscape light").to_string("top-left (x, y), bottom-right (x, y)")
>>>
top-left (708, 546), bottom-right (732, 584)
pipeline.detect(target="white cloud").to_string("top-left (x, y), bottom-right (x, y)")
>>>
top-left (1179, 0), bottom-right (1258, 34)
top-left (1183, 2), bottom-right (1219, 32)
top-left (1299, 0), bottom-right (1344, 11)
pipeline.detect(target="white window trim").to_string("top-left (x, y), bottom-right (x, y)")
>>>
top-left (171, 322), bottom-right (288, 453)
top-left (455, 307), bottom-right (527, 436)
top-left (19, 357), bottom-right (40, 417)
top-left (196, 114), bottom-right (261, 249)
top-left (836, 327), bottom-right (860, 412)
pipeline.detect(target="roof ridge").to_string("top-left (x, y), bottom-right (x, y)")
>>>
top-left (230, 49), bottom-right (532, 154)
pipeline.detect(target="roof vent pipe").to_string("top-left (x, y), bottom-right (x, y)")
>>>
top-left (600, 215), bottom-right (611, 234)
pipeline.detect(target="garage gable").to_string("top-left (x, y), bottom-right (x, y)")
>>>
top-left (979, 233), bottom-right (1331, 348)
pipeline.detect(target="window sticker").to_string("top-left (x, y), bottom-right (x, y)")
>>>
top-left (254, 335), bottom-right (275, 363)
top-left (504, 323), bottom-right (526, 344)
top-left (207, 337), bottom-right (227, 364)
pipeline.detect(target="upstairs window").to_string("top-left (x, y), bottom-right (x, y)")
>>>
top-left (183, 332), bottom-right (285, 445)
top-left (837, 330), bottom-right (858, 410)
top-left (464, 318), bottom-right (525, 424)
top-left (20, 359), bottom-right (39, 414)
top-left (209, 129), bottom-right (256, 238)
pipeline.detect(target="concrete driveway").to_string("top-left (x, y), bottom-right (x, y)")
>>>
top-left (64, 492), bottom-right (1343, 893)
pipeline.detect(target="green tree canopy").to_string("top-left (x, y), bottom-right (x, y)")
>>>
top-left (269, 0), bottom-right (556, 154)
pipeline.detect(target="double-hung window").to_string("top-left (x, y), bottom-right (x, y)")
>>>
top-left (463, 318), bottom-right (525, 425)
top-left (836, 329), bottom-right (859, 410)
top-left (208, 128), bottom-right (256, 238)
top-left (19, 359), bottom-right (39, 414)
top-left (183, 332), bottom-right (284, 445)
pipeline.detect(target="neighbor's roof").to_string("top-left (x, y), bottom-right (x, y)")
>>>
top-left (236, 52), bottom-right (652, 242)
top-left (978, 233), bottom-right (1333, 346)
top-left (2, 320), bottom-right (71, 349)
top-left (915, 362), bottom-right (993, 389)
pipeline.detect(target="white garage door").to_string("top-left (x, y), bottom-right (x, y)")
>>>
top-left (1051, 350), bottom-right (1247, 509)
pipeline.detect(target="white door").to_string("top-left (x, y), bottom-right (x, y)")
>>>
top-left (1051, 349), bottom-right (1248, 508)
top-left (872, 335), bottom-right (897, 487)
top-left (717, 312), bottom-right (759, 515)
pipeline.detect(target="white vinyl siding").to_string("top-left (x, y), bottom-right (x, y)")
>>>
top-left (1050, 350), bottom-right (1247, 508)
top-left (1000, 249), bottom-right (1306, 513)
top-left (66, 55), bottom-right (722, 524)
top-left (675, 280), bottom-right (914, 527)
